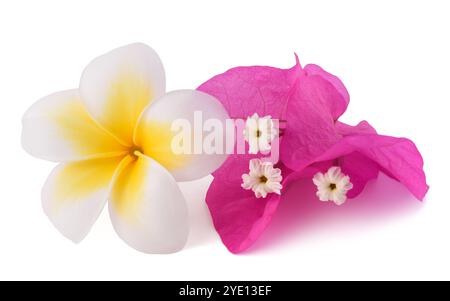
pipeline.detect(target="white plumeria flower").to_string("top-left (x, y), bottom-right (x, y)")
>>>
top-left (21, 43), bottom-right (230, 254)
top-left (241, 159), bottom-right (283, 198)
top-left (312, 166), bottom-right (353, 205)
top-left (244, 113), bottom-right (278, 154)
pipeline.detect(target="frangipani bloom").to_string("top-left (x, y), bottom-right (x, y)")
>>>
top-left (198, 55), bottom-right (428, 253)
top-left (22, 43), bottom-right (229, 253)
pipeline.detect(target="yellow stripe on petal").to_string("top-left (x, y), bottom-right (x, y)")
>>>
top-left (134, 120), bottom-right (189, 171)
top-left (53, 156), bottom-right (124, 203)
top-left (133, 90), bottom-right (229, 181)
top-left (79, 44), bottom-right (166, 147)
top-left (42, 155), bottom-right (125, 242)
top-left (110, 155), bottom-right (148, 220)
top-left (51, 96), bottom-right (129, 158)
top-left (102, 71), bottom-right (153, 145)
top-left (108, 155), bottom-right (189, 253)
top-left (22, 89), bottom-right (128, 162)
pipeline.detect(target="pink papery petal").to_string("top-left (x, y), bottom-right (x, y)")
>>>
top-left (311, 133), bottom-right (429, 200)
top-left (197, 59), bottom-right (299, 120)
top-left (206, 156), bottom-right (293, 253)
top-left (197, 55), bottom-right (348, 126)
top-left (335, 120), bottom-right (377, 136)
top-left (304, 64), bottom-right (350, 120)
top-left (279, 72), bottom-right (346, 170)
top-left (335, 121), bottom-right (379, 198)
top-left (206, 173), bottom-right (281, 254)
top-left (338, 152), bottom-right (379, 198)
top-left (198, 56), bottom-right (349, 171)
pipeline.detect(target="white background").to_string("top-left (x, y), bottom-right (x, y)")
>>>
top-left (0, 0), bottom-right (448, 280)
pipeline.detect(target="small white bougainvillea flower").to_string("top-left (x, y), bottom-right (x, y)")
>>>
top-left (21, 43), bottom-right (230, 254)
top-left (244, 113), bottom-right (278, 154)
top-left (313, 166), bottom-right (353, 205)
top-left (241, 159), bottom-right (283, 198)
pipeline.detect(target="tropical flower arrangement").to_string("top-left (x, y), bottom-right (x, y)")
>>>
top-left (22, 43), bottom-right (428, 254)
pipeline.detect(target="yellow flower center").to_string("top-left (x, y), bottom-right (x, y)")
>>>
top-left (130, 146), bottom-right (144, 159)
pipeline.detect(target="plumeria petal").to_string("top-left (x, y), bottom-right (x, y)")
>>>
top-left (134, 90), bottom-right (230, 181)
top-left (22, 90), bottom-right (128, 162)
top-left (109, 154), bottom-right (189, 254)
top-left (42, 156), bottom-right (124, 242)
top-left (79, 43), bottom-right (165, 145)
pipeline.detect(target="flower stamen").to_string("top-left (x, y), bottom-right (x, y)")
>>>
top-left (130, 147), bottom-right (144, 159)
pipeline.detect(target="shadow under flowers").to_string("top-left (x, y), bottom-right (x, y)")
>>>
top-left (247, 173), bottom-right (425, 254)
